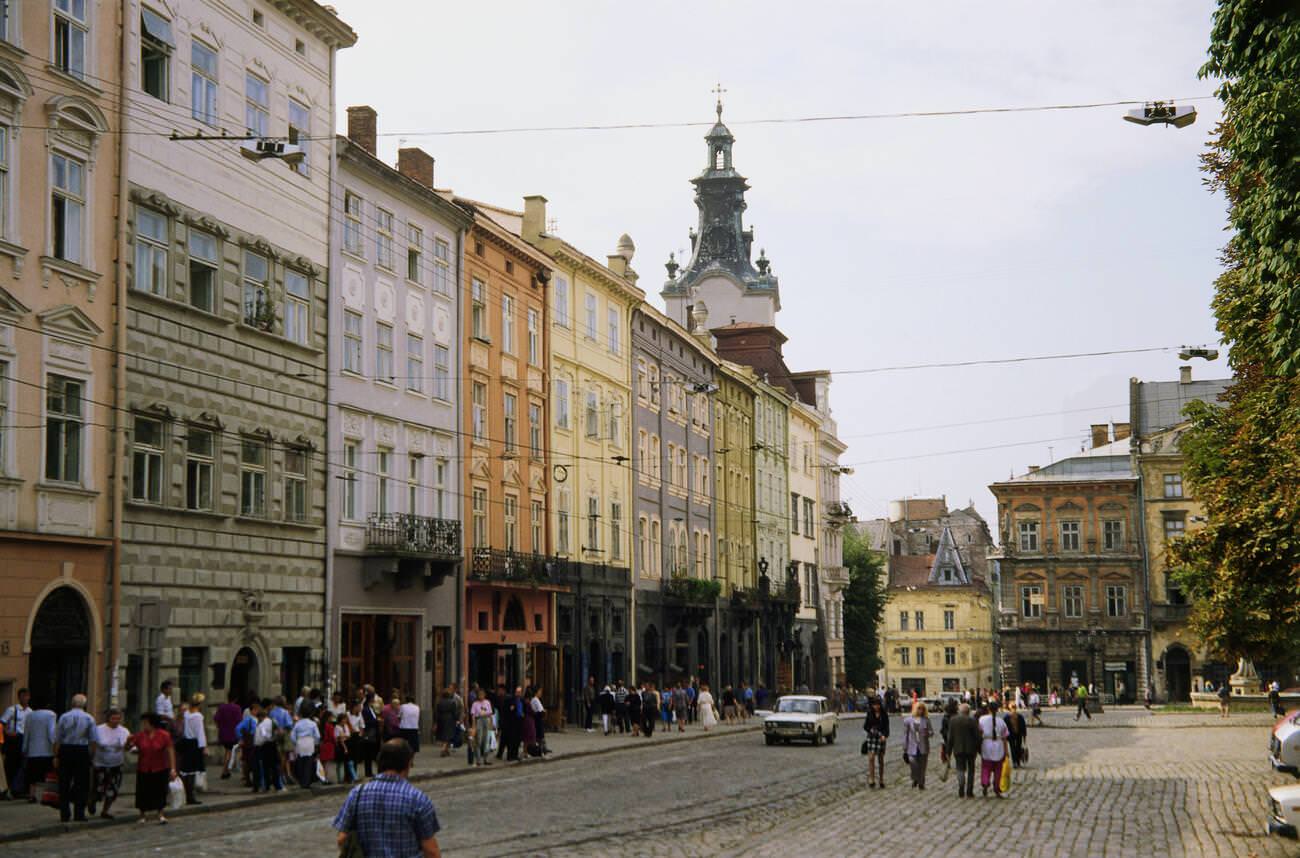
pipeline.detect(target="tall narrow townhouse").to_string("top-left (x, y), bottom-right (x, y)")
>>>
top-left (0, 1), bottom-right (121, 715)
top-left (714, 360), bottom-right (761, 687)
top-left (788, 400), bottom-right (827, 685)
top-left (518, 196), bottom-right (642, 721)
top-left (450, 197), bottom-right (555, 717)
top-left (328, 109), bottom-right (472, 716)
top-left (118, 0), bottom-right (354, 713)
top-left (631, 301), bottom-right (717, 687)
top-left (750, 372), bottom-right (795, 688)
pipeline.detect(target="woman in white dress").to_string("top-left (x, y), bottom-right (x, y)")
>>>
top-left (697, 684), bottom-right (718, 730)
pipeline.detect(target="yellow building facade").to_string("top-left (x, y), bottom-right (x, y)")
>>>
top-left (715, 361), bottom-right (756, 594)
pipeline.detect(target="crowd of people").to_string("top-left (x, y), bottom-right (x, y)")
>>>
top-left (576, 677), bottom-right (761, 736)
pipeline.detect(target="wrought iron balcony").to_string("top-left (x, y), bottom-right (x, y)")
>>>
top-left (365, 513), bottom-right (461, 558)
top-left (469, 548), bottom-right (557, 585)
top-left (664, 576), bottom-right (722, 604)
top-left (759, 573), bottom-right (800, 606)
top-left (1150, 602), bottom-right (1191, 626)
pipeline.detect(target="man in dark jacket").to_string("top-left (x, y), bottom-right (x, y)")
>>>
top-left (947, 703), bottom-right (981, 798)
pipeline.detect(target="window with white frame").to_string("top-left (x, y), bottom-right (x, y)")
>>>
top-left (1106, 584), bottom-right (1127, 617)
top-left (406, 456), bottom-right (420, 515)
top-left (944, 647), bottom-right (956, 666)
top-left (188, 230), bottom-right (218, 312)
top-left (287, 99), bottom-right (310, 176)
top-left (608, 399), bottom-right (622, 448)
top-left (650, 518), bottom-right (661, 575)
top-left (343, 192), bottom-right (363, 256)
top-left (140, 8), bottom-right (172, 101)
top-left (530, 499), bottom-right (542, 553)
top-left (636, 431), bottom-right (647, 481)
top-left (553, 276), bottom-right (569, 327)
top-left (1060, 520), bottom-right (1080, 551)
top-left (637, 515), bottom-right (648, 573)
top-left (504, 494), bottom-right (518, 551)
top-left (375, 322), bottom-right (393, 382)
top-left (0, 2), bottom-right (13, 44)
top-left (244, 72), bottom-right (268, 136)
top-left (471, 381), bottom-right (486, 442)
top-left (648, 364), bottom-right (660, 406)
top-left (914, 610), bottom-right (925, 631)
top-left (45, 375), bottom-right (83, 483)
top-left (0, 360), bottom-right (7, 472)
top-left (557, 490), bottom-right (570, 555)
top-left (1103, 519), bottom-right (1124, 551)
top-left (585, 390), bottom-right (599, 438)
top-left (1063, 584), bottom-right (1083, 618)
top-left (133, 208), bottom-right (168, 295)
top-left (803, 498), bottom-right (815, 538)
top-left (899, 648), bottom-right (909, 666)
top-left (405, 333), bottom-right (423, 393)
top-left (375, 208), bottom-right (394, 270)
top-left (284, 447), bottom-right (307, 522)
top-left (471, 279), bottom-right (486, 339)
top-left (610, 501), bottom-right (622, 561)
top-left (375, 447), bottom-right (392, 516)
top-left (433, 238), bottom-right (450, 294)
top-left (943, 609), bottom-right (955, 630)
top-left (433, 458), bottom-right (446, 518)
top-left (406, 224), bottom-right (422, 283)
top-left (341, 440), bottom-right (358, 520)
top-left (131, 416), bottom-right (164, 503)
top-left (1163, 515), bottom-right (1186, 541)
top-left (607, 307), bottom-right (620, 354)
top-left (584, 292), bottom-right (597, 339)
top-left (343, 311), bottom-right (363, 374)
top-left (527, 309), bottom-right (539, 365)
top-left (635, 359), bottom-right (648, 401)
top-left (899, 611), bottom-right (908, 631)
top-left (53, 0), bottom-right (88, 80)
top-left (1017, 520), bottom-right (1039, 552)
top-left (554, 378), bottom-right (570, 429)
top-left (1163, 472), bottom-right (1183, 498)
top-left (432, 345), bottom-right (450, 400)
top-left (586, 495), bottom-right (599, 553)
top-left (51, 152), bottom-right (85, 263)
top-left (649, 434), bottom-right (660, 482)
top-left (916, 647), bottom-right (925, 666)
top-left (190, 40), bottom-right (218, 125)
top-left (1021, 585), bottom-right (1042, 618)
top-left (239, 437), bottom-right (267, 517)
top-left (284, 269), bottom-right (310, 346)
top-left (501, 295), bottom-right (514, 354)
top-left (674, 447), bottom-right (687, 489)
top-left (790, 494), bottom-right (799, 534)
top-left (472, 487), bottom-right (486, 547)
top-left (503, 392), bottom-right (517, 454)
top-left (242, 250), bottom-right (271, 330)
top-left (528, 402), bottom-right (541, 457)
top-left (185, 426), bottom-right (214, 511)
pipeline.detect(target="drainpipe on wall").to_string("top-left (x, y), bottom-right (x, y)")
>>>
top-left (454, 225), bottom-right (466, 695)
top-left (322, 129), bottom-right (339, 698)
top-left (107, 0), bottom-right (131, 708)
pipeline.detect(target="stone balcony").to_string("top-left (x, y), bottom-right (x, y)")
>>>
top-left (1150, 602), bottom-right (1191, 626)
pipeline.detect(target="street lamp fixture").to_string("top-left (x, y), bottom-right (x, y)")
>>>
top-left (1122, 101), bottom-right (1196, 129)
top-left (1178, 347), bottom-right (1220, 361)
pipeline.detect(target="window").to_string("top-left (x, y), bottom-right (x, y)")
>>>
top-left (0, 363), bottom-right (9, 471)
top-left (185, 427), bottom-right (214, 511)
top-left (530, 500), bottom-right (543, 553)
top-left (433, 459), bottom-right (446, 518)
top-left (674, 447), bottom-right (687, 489)
top-left (585, 391), bottom-right (599, 438)
top-left (406, 458), bottom-right (421, 514)
top-left (650, 518), bottom-right (661, 575)
top-left (407, 224), bottom-right (422, 283)
top-left (375, 448), bottom-right (391, 516)
top-left (608, 399), bottom-right (622, 448)
top-left (0, 126), bottom-right (7, 239)
top-left (375, 208), bottom-right (394, 270)
top-left (557, 491), bottom-right (570, 554)
top-left (471, 382), bottom-right (487, 442)
top-left (51, 152), bottom-right (85, 263)
top-left (607, 307), bottom-right (620, 354)
top-left (0, 1), bottom-right (12, 43)
top-left (1021, 585), bottom-right (1042, 618)
top-left (45, 376), bottom-right (83, 483)
top-left (803, 498), bottom-right (815, 538)
top-left (245, 73), bottom-right (269, 136)
top-left (610, 501), bottom-right (622, 561)
top-left (1060, 520), bottom-right (1080, 552)
top-left (131, 416), bottom-right (164, 503)
top-left (133, 209), bottom-right (168, 295)
top-left (553, 276), bottom-right (569, 327)
top-left (553, 378), bottom-right (571, 429)
top-left (375, 322), bottom-right (393, 382)
top-left (1163, 516), bottom-right (1186, 541)
top-left (1017, 520), bottom-right (1039, 552)
top-left (501, 295), bottom-right (514, 354)
top-left (401, 333), bottom-right (422, 393)
top-left (636, 359), bottom-right (648, 401)
top-left (432, 345), bottom-right (450, 400)
top-left (239, 438), bottom-right (267, 517)
top-left (528, 403), bottom-right (541, 456)
top-left (140, 8), bottom-right (172, 101)
top-left (188, 230), bottom-right (218, 312)
top-left (287, 99), bottom-right (310, 175)
top-left (242, 251), bottom-right (271, 330)
top-left (527, 309), bottom-right (539, 365)
top-left (190, 41), bottom-right (218, 125)
top-left (698, 456), bottom-right (710, 497)
top-left (586, 495), bottom-right (599, 553)
top-left (1063, 584), bottom-right (1083, 618)
top-left (471, 279), bottom-right (486, 339)
top-left (503, 392), bottom-right (517, 454)
top-left (341, 441), bottom-right (357, 520)
top-left (638, 516), bottom-right (648, 573)
top-left (584, 293), bottom-right (597, 339)
top-left (284, 448), bottom-right (307, 522)
top-left (1163, 473), bottom-right (1183, 498)
top-left (791, 494), bottom-right (799, 534)
top-left (1103, 519), bottom-right (1123, 551)
top-left (899, 611), bottom-right (908, 631)
top-left (944, 647), bottom-right (956, 666)
top-left (53, 0), bottom-right (87, 79)
top-left (343, 311), bottom-right (363, 374)
top-left (914, 611), bottom-right (925, 631)
top-left (637, 431), bottom-right (648, 481)
top-left (943, 609), bottom-right (955, 630)
top-left (1106, 585), bottom-right (1127, 617)
top-left (343, 192), bottom-right (363, 256)
top-left (503, 495), bottom-right (518, 551)
top-left (649, 435), bottom-right (660, 482)
top-left (916, 648), bottom-right (925, 666)
top-left (899, 648), bottom-right (909, 666)
top-left (472, 488), bottom-right (486, 547)
top-left (433, 239), bottom-right (450, 294)
top-left (284, 270), bottom-right (310, 345)
top-left (648, 364), bottom-right (660, 406)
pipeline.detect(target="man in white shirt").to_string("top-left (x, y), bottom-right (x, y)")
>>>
top-left (978, 701), bottom-right (1010, 798)
top-left (155, 681), bottom-right (175, 722)
top-left (1, 688), bottom-right (30, 798)
top-left (252, 706), bottom-right (281, 792)
top-left (398, 696), bottom-right (421, 757)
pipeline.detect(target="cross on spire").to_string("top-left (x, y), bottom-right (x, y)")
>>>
top-left (712, 82), bottom-right (727, 120)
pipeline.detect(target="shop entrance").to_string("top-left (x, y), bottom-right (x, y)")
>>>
top-left (28, 587), bottom-right (90, 712)
top-left (339, 614), bottom-right (418, 701)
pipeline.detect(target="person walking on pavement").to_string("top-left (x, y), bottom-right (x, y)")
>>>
top-left (88, 707), bottom-right (129, 819)
top-left (1218, 682), bottom-right (1232, 718)
top-left (1074, 684), bottom-right (1091, 721)
top-left (333, 739), bottom-right (441, 858)
top-left (127, 712), bottom-right (176, 824)
top-left (697, 684), bottom-right (717, 731)
top-left (978, 700), bottom-right (1010, 798)
top-left (582, 676), bottom-right (597, 733)
top-left (177, 694), bottom-right (207, 804)
top-left (1146, 682), bottom-right (1156, 711)
top-left (673, 683), bottom-right (689, 733)
top-left (642, 683), bottom-right (659, 738)
top-left (53, 693), bottom-right (95, 822)
top-left (469, 691), bottom-right (493, 767)
top-left (947, 703), bottom-right (980, 798)
top-left (902, 701), bottom-right (933, 789)
top-left (398, 695), bottom-right (421, 757)
top-left (252, 702), bottom-right (282, 792)
top-left (1028, 687), bottom-right (1043, 727)
top-left (289, 705), bottom-right (320, 789)
top-left (1, 687), bottom-right (29, 799)
top-left (434, 686), bottom-right (459, 758)
top-left (22, 703), bottom-right (56, 805)
top-left (1270, 680), bottom-right (1284, 717)
top-left (154, 681), bottom-right (175, 726)
top-left (1004, 702), bottom-right (1028, 768)
top-left (626, 684), bottom-right (642, 737)
top-left (614, 680), bottom-right (629, 734)
top-left (862, 697), bottom-right (890, 789)
top-left (213, 692), bottom-right (242, 780)
top-left (598, 685), bottom-right (615, 735)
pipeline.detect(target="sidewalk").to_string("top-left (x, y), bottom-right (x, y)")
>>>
top-left (1, 712), bottom-right (835, 844)
top-left (1033, 704), bottom-right (1278, 729)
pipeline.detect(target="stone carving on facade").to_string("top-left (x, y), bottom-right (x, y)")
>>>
top-left (373, 420), bottom-right (396, 445)
top-left (341, 410), bottom-right (364, 437)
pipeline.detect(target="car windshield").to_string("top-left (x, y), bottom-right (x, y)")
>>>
top-left (776, 699), bottom-right (819, 714)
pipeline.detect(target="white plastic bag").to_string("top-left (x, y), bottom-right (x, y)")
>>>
top-left (487, 730), bottom-right (498, 753)
top-left (167, 777), bottom-right (185, 810)
top-left (194, 771), bottom-right (207, 792)
top-left (316, 759), bottom-right (327, 784)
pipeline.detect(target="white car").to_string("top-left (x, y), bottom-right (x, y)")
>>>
top-left (1267, 783), bottom-right (1300, 837)
top-left (1270, 711), bottom-right (1300, 775)
top-left (763, 695), bottom-right (837, 746)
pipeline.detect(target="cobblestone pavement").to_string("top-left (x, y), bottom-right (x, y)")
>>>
top-left (3, 709), bottom-right (1293, 858)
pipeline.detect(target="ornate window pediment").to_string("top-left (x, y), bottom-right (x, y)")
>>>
top-left (37, 304), bottom-right (102, 342)
top-left (1014, 502), bottom-right (1041, 513)
top-left (1098, 501), bottom-right (1126, 512)
top-left (0, 285), bottom-right (30, 321)
top-left (1056, 500), bottom-right (1083, 512)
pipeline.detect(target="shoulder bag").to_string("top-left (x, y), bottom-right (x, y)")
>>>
top-left (339, 782), bottom-right (368, 858)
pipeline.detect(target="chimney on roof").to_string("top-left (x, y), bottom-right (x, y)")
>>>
top-left (1114, 422), bottom-right (1131, 442)
top-left (397, 147), bottom-right (434, 189)
top-left (1027, 465), bottom-right (1040, 473)
top-left (522, 195), bottom-right (547, 244)
top-left (346, 106), bottom-right (377, 156)
top-left (1180, 365), bottom-right (1192, 384)
top-left (1090, 424), bottom-right (1110, 449)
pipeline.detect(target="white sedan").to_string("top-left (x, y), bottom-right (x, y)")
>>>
top-left (762, 695), bottom-right (837, 746)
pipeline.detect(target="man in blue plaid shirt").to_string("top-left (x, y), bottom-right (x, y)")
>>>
top-left (333, 739), bottom-right (440, 858)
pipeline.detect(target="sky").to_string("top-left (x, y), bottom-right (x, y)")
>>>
top-left (329, 0), bottom-right (1229, 534)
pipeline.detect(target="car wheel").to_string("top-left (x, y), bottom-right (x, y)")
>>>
top-left (812, 730), bottom-right (822, 747)
top-left (827, 727), bottom-right (837, 745)
top-left (765, 735), bottom-right (776, 746)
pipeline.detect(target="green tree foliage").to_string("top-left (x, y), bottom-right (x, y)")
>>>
top-left (1169, 2), bottom-right (1300, 661)
top-left (842, 525), bottom-right (889, 687)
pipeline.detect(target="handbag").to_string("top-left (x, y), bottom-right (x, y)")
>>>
top-left (860, 740), bottom-right (870, 755)
top-left (999, 756), bottom-right (1012, 793)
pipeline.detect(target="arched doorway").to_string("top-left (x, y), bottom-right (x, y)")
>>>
top-left (29, 587), bottom-right (90, 712)
top-left (1165, 646), bottom-right (1192, 703)
top-left (588, 639), bottom-right (603, 686)
top-left (696, 629), bottom-right (710, 683)
top-left (230, 647), bottom-right (260, 706)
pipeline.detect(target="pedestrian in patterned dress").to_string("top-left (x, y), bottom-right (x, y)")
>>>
top-left (696, 685), bottom-right (717, 730)
top-left (88, 708), bottom-right (129, 819)
top-left (862, 696), bottom-right (890, 788)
